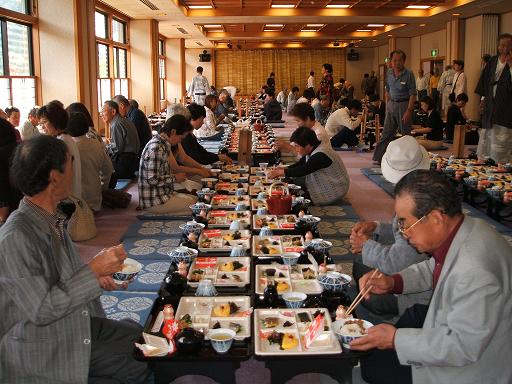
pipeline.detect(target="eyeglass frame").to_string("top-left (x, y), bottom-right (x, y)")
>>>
top-left (397, 213), bottom-right (428, 235)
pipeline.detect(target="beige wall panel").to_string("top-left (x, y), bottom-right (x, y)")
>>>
top-left (166, 39), bottom-right (185, 103)
top-left (464, 15), bottom-right (484, 120)
top-left (131, 20), bottom-right (157, 114)
top-left (501, 11), bottom-right (512, 33)
top-left (38, 0), bottom-right (78, 105)
top-left (346, 48), bottom-right (375, 100)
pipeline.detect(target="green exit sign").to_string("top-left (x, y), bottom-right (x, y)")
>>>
top-left (384, 57), bottom-right (390, 63)
top-left (431, 49), bottom-right (439, 57)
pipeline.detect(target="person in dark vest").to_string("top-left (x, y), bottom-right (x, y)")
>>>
top-left (475, 33), bottom-right (512, 163)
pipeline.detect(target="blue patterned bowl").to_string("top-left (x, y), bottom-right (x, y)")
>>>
top-left (179, 221), bottom-right (205, 237)
top-left (282, 292), bottom-right (307, 309)
top-left (317, 272), bottom-right (352, 293)
top-left (112, 258), bottom-right (143, 283)
top-left (189, 203), bottom-right (212, 216)
top-left (207, 328), bottom-right (236, 354)
top-left (305, 238), bottom-right (332, 252)
top-left (168, 246), bottom-right (198, 264)
top-left (259, 226), bottom-right (274, 236)
top-left (332, 319), bottom-right (373, 349)
top-left (281, 252), bottom-right (300, 266)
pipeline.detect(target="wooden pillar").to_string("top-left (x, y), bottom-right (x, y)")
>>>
top-left (73, 0), bottom-right (100, 134)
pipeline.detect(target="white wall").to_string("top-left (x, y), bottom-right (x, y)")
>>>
top-left (130, 20), bottom-right (157, 114)
top-left (38, 0), bottom-right (78, 105)
top-left (345, 48), bottom-right (375, 99)
top-left (500, 11), bottom-right (512, 34)
top-left (166, 38), bottom-right (184, 103)
top-left (464, 15), bottom-right (484, 120)
top-left (409, 29), bottom-right (447, 73)
top-left (185, 49), bottom-right (214, 92)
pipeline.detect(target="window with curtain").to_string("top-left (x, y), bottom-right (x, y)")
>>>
top-left (215, 49), bottom-right (346, 96)
top-left (0, 14), bottom-right (36, 124)
top-left (158, 38), bottom-right (166, 102)
top-left (95, 9), bottom-right (129, 111)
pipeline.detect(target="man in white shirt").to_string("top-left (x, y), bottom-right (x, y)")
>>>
top-left (451, 60), bottom-right (467, 98)
top-left (416, 69), bottom-right (429, 101)
top-left (326, 100), bottom-right (368, 150)
top-left (276, 87), bottom-right (287, 109)
top-left (307, 71), bottom-right (315, 89)
top-left (277, 103), bottom-right (330, 155)
top-left (437, 65), bottom-right (455, 115)
top-left (188, 66), bottom-right (210, 106)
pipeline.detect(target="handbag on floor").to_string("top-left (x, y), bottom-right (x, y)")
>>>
top-left (102, 189), bottom-right (132, 209)
top-left (67, 195), bottom-right (97, 242)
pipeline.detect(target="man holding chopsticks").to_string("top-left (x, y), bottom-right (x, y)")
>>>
top-left (350, 170), bottom-right (512, 384)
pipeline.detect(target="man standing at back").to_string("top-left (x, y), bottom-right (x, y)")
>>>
top-left (475, 33), bottom-right (512, 163)
top-left (437, 65), bottom-right (455, 115)
top-left (307, 71), bottom-right (315, 90)
top-left (372, 50), bottom-right (416, 164)
top-left (188, 66), bottom-right (210, 106)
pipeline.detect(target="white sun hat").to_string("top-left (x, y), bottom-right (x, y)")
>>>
top-left (381, 135), bottom-right (431, 184)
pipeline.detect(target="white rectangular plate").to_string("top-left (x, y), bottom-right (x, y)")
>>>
top-left (198, 229), bottom-right (251, 253)
top-left (187, 257), bottom-right (251, 287)
top-left (254, 308), bottom-right (342, 356)
top-left (175, 296), bottom-right (252, 340)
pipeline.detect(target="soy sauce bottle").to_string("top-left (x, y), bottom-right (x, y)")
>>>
top-left (263, 279), bottom-right (279, 308)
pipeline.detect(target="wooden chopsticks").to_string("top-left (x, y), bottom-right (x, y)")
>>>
top-left (345, 269), bottom-right (380, 318)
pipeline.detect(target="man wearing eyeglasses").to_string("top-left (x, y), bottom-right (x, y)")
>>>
top-left (350, 136), bottom-right (431, 324)
top-left (351, 170), bottom-right (512, 384)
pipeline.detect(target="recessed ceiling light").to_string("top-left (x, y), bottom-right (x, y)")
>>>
top-left (367, 24), bottom-right (384, 27)
top-left (263, 29), bottom-right (277, 32)
top-left (271, 4), bottom-right (295, 8)
top-left (301, 29), bottom-right (319, 32)
top-left (189, 5), bottom-right (213, 9)
top-left (452, 13), bottom-right (461, 16)
top-left (419, 23), bottom-right (426, 26)
top-left (356, 29), bottom-right (372, 32)
top-left (307, 24), bottom-right (325, 27)
top-left (406, 5), bottom-right (431, 9)
top-left (203, 24), bottom-right (222, 28)
top-left (326, 4), bottom-right (350, 8)
top-left (372, 39), bottom-right (377, 41)
top-left (387, 34), bottom-right (393, 36)
top-left (266, 24), bottom-right (284, 27)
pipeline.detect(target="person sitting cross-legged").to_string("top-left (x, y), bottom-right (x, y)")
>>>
top-left (138, 115), bottom-right (197, 215)
top-left (267, 126), bottom-right (349, 205)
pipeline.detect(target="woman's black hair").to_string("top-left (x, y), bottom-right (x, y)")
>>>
top-left (322, 63), bottom-right (333, 73)
top-left (161, 114), bottom-right (193, 136)
top-left (187, 103), bottom-right (207, 120)
top-left (66, 102), bottom-right (94, 128)
top-left (37, 103), bottom-right (69, 133)
top-left (290, 103), bottom-right (315, 122)
top-left (420, 96), bottom-right (436, 110)
top-left (67, 112), bottom-right (90, 137)
top-left (290, 126), bottom-right (321, 148)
